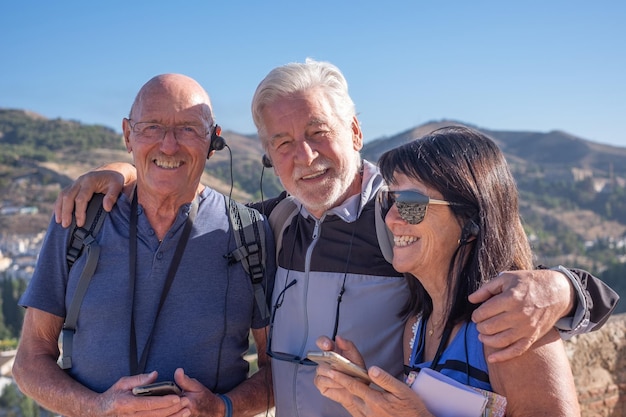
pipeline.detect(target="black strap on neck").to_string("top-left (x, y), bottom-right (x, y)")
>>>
top-left (128, 189), bottom-right (198, 375)
top-left (430, 324), bottom-right (453, 370)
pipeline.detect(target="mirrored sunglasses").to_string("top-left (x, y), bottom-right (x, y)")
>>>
top-left (378, 188), bottom-right (455, 225)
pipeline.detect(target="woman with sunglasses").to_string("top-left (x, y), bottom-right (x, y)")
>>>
top-left (313, 125), bottom-right (580, 416)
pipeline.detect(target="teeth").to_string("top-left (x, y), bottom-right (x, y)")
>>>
top-left (394, 235), bottom-right (418, 247)
top-left (301, 170), bottom-right (326, 180)
top-left (155, 159), bottom-right (182, 169)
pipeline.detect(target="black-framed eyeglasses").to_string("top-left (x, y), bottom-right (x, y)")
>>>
top-left (266, 279), bottom-right (317, 366)
top-left (127, 118), bottom-right (212, 144)
top-left (378, 188), bottom-right (456, 225)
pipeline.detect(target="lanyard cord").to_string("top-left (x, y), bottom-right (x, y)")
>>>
top-left (331, 219), bottom-right (358, 341)
top-left (129, 189), bottom-right (198, 375)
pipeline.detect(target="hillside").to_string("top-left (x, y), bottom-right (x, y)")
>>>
top-left (1, 110), bottom-right (625, 311)
top-left (0, 108), bottom-right (283, 235)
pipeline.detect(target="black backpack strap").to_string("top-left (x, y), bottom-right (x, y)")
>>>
top-left (66, 194), bottom-right (108, 268)
top-left (267, 196), bottom-right (299, 264)
top-left (59, 194), bottom-right (108, 370)
top-left (224, 196), bottom-right (270, 320)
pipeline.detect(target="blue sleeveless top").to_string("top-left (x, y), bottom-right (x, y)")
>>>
top-left (406, 317), bottom-right (493, 391)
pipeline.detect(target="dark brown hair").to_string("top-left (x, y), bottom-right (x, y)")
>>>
top-left (379, 125), bottom-right (534, 325)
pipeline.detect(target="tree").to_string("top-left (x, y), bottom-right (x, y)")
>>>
top-left (0, 276), bottom-right (12, 340)
top-left (0, 383), bottom-right (43, 417)
top-left (1, 276), bottom-right (26, 339)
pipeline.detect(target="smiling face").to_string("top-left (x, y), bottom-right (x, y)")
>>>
top-left (385, 173), bottom-right (462, 291)
top-left (260, 88), bottom-right (363, 217)
top-left (123, 74), bottom-right (213, 203)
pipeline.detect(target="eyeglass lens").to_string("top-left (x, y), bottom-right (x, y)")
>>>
top-left (380, 190), bottom-right (430, 225)
top-left (130, 121), bottom-right (208, 143)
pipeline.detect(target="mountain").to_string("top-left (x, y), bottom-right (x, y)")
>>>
top-left (1, 110), bottom-right (625, 312)
top-left (362, 119), bottom-right (626, 177)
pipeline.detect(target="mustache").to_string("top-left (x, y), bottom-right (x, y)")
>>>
top-left (293, 161), bottom-right (331, 179)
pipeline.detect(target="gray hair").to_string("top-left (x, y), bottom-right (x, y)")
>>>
top-left (251, 58), bottom-right (357, 147)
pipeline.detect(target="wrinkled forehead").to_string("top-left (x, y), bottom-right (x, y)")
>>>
top-left (131, 78), bottom-right (213, 124)
top-left (259, 91), bottom-right (342, 140)
top-left (134, 99), bottom-right (213, 125)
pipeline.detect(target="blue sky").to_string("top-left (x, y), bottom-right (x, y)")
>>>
top-left (1, 1), bottom-right (625, 147)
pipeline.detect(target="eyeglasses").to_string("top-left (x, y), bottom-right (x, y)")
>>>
top-left (266, 279), bottom-right (317, 366)
top-left (378, 188), bottom-right (456, 225)
top-left (127, 119), bottom-right (211, 143)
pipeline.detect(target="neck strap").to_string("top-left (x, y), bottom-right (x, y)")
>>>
top-left (128, 189), bottom-right (198, 375)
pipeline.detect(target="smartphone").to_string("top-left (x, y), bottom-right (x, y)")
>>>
top-left (306, 351), bottom-right (371, 384)
top-left (132, 381), bottom-right (182, 396)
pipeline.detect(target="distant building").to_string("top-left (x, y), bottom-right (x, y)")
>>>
top-left (0, 350), bottom-right (15, 397)
top-left (0, 350), bottom-right (15, 378)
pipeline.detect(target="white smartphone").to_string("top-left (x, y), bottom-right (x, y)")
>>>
top-left (306, 351), bottom-right (371, 384)
top-left (132, 381), bottom-right (182, 396)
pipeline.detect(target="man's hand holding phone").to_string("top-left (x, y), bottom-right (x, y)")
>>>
top-left (132, 381), bottom-right (182, 396)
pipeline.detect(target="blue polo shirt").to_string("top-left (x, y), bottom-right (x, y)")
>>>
top-left (20, 187), bottom-right (275, 393)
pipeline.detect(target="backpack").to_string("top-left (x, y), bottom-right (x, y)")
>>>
top-left (60, 193), bottom-right (108, 369)
top-left (59, 194), bottom-right (269, 370)
top-left (267, 192), bottom-right (394, 264)
top-left (223, 196), bottom-right (270, 321)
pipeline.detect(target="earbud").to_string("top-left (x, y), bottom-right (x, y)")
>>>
top-left (261, 154), bottom-right (273, 168)
top-left (459, 219), bottom-right (480, 245)
top-left (208, 125), bottom-right (226, 157)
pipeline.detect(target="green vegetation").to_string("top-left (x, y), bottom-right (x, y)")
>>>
top-left (0, 275), bottom-right (26, 344)
top-left (518, 177), bottom-right (626, 224)
top-left (601, 263), bottom-right (626, 314)
top-left (0, 109), bottom-right (124, 165)
top-left (0, 383), bottom-right (44, 417)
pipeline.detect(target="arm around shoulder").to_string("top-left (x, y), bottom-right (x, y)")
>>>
top-left (55, 162), bottom-right (137, 228)
top-left (550, 265), bottom-right (620, 337)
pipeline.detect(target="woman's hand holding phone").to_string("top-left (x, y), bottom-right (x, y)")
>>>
top-left (307, 351), bottom-right (371, 384)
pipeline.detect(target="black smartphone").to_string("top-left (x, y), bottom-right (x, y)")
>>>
top-left (132, 381), bottom-right (182, 396)
top-left (306, 351), bottom-right (371, 384)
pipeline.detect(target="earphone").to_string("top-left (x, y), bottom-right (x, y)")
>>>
top-left (261, 154), bottom-right (273, 168)
top-left (459, 219), bottom-right (480, 244)
top-left (206, 122), bottom-right (231, 392)
top-left (208, 125), bottom-right (227, 157)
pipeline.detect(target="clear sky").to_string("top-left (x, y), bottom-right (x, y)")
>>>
top-left (1, 1), bottom-right (624, 147)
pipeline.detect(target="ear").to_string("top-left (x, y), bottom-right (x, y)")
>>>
top-left (122, 118), bottom-right (132, 152)
top-left (351, 116), bottom-right (363, 151)
top-left (207, 149), bottom-right (216, 160)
